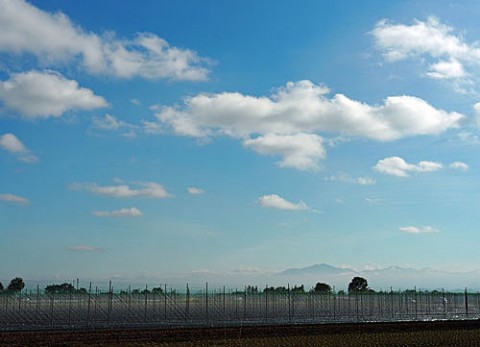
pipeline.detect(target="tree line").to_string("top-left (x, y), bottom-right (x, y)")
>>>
top-left (0, 276), bottom-right (374, 295)
top-left (0, 277), bottom-right (25, 293)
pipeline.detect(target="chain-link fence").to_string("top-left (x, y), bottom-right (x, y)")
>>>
top-left (1, 284), bottom-right (478, 331)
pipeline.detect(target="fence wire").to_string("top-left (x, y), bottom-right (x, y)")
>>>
top-left (1, 286), bottom-right (478, 331)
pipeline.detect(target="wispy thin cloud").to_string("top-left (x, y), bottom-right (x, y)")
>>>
top-left (325, 172), bottom-right (375, 185)
top-left (71, 180), bottom-right (172, 199)
top-left (0, 193), bottom-right (29, 204)
top-left (187, 187), bottom-right (205, 195)
top-left (67, 245), bottom-right (104, 252)
top-left (399, 226), bottom-right (439, 234)
top-left (449, 161), bottom-right (469, 171)
top-left (257, 194), bottom-right (308, 211)
top-left (0, 133), bottom-right (38, 163)
top-left (92, 207), bottom-right (143, 217)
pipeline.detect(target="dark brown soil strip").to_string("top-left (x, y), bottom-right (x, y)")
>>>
top-left (2, 319), bottom-right (480, 346)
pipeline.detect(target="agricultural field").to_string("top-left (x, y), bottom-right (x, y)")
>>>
top-left (2, 321), bottom-right (480, 347)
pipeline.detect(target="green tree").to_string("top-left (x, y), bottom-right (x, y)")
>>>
top-left (151, 287), bottom-right (164, 294)
top-left (313, 282), bottom-right (332, 293)
top-left (348, 276), bottom-right (368, 293)
top-left (0, 282), bottom-right (3, 291)
top-left (7, 277), bottom-right (25, 292)
top-left (45, 283), bottom-right (76, 294)
top-left (292, 285), bottom-right (305, 293)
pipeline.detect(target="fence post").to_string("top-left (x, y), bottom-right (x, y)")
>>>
top-left (186, 284), bottom-right (190, 322)
top-left (35, 284), bottom-right (40, 321)
top-left (355, 292), bottom-right (359, 321)
top-left (50, 293), bottom-right (54, 327)
top-left (164, 284), bottom-right (167, 322)
top-left (312, 291), bottom-right (315, 321)
top-left (333, 286), bottom-right (336, 321)
top-left (265, 285), bottom-right (268, 322)
top-left (87, 282), bottom-right (91, 327)
top-left (223, 286), bottom-right (226, 321)
top-left (107, 281), bottom-right (112, 324)
top-left (465, 288), bottom-right (469, 318)
top-left (205, 282), bottom-right (209, 322)
top-left (288, 283), bottom-right (291, 323)
top-left (443, 288), bottom-right (446, 318)
top-left (243, 287), bottom-right (246, 320)
top-left (144, 284), bottom-right (148, 323)
top-left (69, 289), bottom-right (72, 326)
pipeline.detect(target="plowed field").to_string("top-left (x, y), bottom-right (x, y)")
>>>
top-left (2, 320), bottom-right (480, 346)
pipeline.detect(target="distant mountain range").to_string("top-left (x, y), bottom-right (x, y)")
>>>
top-left (276, 263), bottom-right (480, 291)
top-left (280, 263), bottom-right (356, 276)
top-left (23, 263), bottom-right (480, 292)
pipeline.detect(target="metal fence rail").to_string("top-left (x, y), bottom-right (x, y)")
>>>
top-left (1, 286), bottom-right (478, 331)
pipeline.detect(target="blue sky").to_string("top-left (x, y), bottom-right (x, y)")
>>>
top-left (1, 0), bottom-right (480, 285)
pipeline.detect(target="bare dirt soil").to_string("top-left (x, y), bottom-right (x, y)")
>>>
top-left (2, 320), bottom-right (480, 346)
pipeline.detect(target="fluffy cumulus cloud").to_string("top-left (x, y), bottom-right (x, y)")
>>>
top-left (374, 157), bottom-right (443, 177)
top-left (399, 226), bottom-right (439, 234)
top-left (151, 80), bottom-right (462, 170)
top-left (257, 194), bottom-right (308, 211)
top-left (92, 207), bottom-right (143, 217)
top-left (0, 133), bottom-right (38, 163)
top-left (72, 180), bottom-right (172, 199)
top-left (372, 17), bottom-right (480, 88)
top-left (0, 71), bottom-right (108, 118)
top-left (0, 0), bottom-right (210, 80)
top-left (155, 81), bottom-right (462, 141)
top-left (243, 133), bottom-right (325, 170)
top-left (0, 193), bottom-right (29, 204)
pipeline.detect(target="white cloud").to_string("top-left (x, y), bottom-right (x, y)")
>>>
top-left (67, 245), bottom-right (103, 252)
top-left (373, 156), bottom-right (443, 177)
top-left (257, 194), bottom-right (308, 211)
top-left (372, 17), bottom-right (471, 63)
top-left (372, 17), bottom-right (480, 88)
top-left (365, 197), bottom-right (383, 204)
top-left (356, 177), bottom-right (376, 185)
top-left (399, 226), bottom-right (439, 234)
top-left (73, 180), bottom-right (172, 199)
top-left (130, 99), bottom-right (141, 106)
top-left (92, 207), bottom-right (143, 217)
top-left (0, 133), bottom-right (38, 163)
top-left (473, 103), bottom-right (480, 128)
top-left (0, 133), bottom-right (26, 153)
top-left (156, 81), bottom-right (462, 141)
top-left (150, 80), bottom-right (462, 170)
top-left (0, 71), bottom-right (108, 118)
top-left (0, 193), bottom-right (29, 204)
top-left (0, 0), bottom-right (210, 80)
top-left (187, 187), bottom-right (205, 195)
top-left (325, 172), bottom-right (375, 185)
top-left (449, 161), bottom-right (469, 171)
top-left (427, 59), bottom-right (467, 79)
top-left (91, 114), bottom-right (138, 138)
top-left (243, 133), bottom-right (325, 170)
